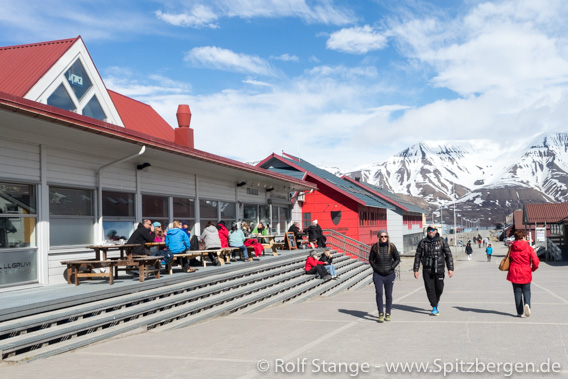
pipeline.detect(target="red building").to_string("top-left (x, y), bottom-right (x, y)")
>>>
top-left (258, 153), bottom-right (426, 253)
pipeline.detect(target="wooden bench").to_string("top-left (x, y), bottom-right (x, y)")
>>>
top-left (61, 256), bottom-right (161, 286)
top-left (164, 248), bottom-right (239, 274)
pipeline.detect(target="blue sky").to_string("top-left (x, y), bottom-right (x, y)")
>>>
top-left (1, 0), bottom-right (568, 170)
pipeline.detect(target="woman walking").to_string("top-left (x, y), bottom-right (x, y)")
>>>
top-left (369, 230), bottom-right (400, 323)
top-left (507, 230), bottom-right (539, 317)
top-left (465, 242), bottom-right (473, 261)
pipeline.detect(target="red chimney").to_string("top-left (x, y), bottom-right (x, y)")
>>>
top-left (174, 104), bottom-right (194, 148)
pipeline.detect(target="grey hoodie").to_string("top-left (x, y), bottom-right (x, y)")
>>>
top-left (200, 225), bottom-right (221, 249)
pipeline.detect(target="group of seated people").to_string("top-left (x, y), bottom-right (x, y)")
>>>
top-left (284, 220), bottom-right (327, 250)
top-left (304, 248), bottom-right (337, 280)
top-left (125, 219), bottom-right (273, 272)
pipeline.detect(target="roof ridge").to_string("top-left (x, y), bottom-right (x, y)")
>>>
top-left (0, 36), bottom-right (79, 52)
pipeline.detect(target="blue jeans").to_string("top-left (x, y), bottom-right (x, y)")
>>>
top-left (230, 244), bottom-right (248, 259)
top-left (324, 264), bottom-right (336, 277)
top-left (512, 283), bottom-right (531, 315)
top-left (152, 248), bottom-right (173, 264)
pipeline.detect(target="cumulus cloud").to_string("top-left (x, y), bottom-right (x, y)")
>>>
top-left (184, 46), bottom-right (278, 76)
top-left (326, 25), bottom-right (388, 54)
top-left (270, 53), bottom-right (299, 62)
top-left (155, 5), bottom-right (219, 28)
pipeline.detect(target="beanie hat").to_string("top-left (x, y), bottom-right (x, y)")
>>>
top-left (377, 229), bottom-right (388, 237)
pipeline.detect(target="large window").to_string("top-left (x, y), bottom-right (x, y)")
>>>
top-left (0, 183), bottom-right (37, 249)
top-left (142, 194), bottom-right (168, 227)
top-left (173, 197), bottom-right (195, 231)
top-left (200, 200), bottom-right (218, 223)
top-left (271, 206), bottom-right (289, 235)
top-left (220, 202), bottom-right (236, 223)
top-left (49, 186), bottom-right (94, 246)
top-left (102, 191), bottom-right (135, 241)
top-left (243, 204), bottom-right (257, 227)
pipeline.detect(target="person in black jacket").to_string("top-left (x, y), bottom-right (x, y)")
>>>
top-left (126, 219), bottom-right (155, 255)
top-left (369, 230), bottom-right (400, 323)
top-left (284, 222), bottom-right (301, 250)
top-left (413, 225), bottom-right (454, 316)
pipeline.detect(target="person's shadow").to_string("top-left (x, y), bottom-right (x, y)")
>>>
top-left (391, 304), bottom-right (431, 314)
top-left (338, 309), bottom-right (377, 321)
top-left (454, 306), bottom-right (514, 317)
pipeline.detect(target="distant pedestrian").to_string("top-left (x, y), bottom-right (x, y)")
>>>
top-left (507, 230), bottom-right (539, 317)
top-left (486, 244), bottom-right (493, 262)
top-left (414, 225), bottom-right (454, 316)
top-left (465, 242), bottom-right (473, 261)
top-left (369, 230), bottom-right (400, 323)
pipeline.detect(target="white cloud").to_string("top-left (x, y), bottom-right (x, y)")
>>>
top-left (270, 53), bottom-right (299, 62)
top-left (326, 25), bottom-right (388, 54)
top-left (184, 46), bottom-right (278, 76)
top-left (155, 5), bottom-right (219, 28)
top-left (243, 79), bottom-right (273, 87)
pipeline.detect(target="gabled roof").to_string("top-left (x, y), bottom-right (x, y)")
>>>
top-left (523, 203), bottom-right (568, 224)
top-left (0, 37), bottom-right (78, 97)
top-left (109, 90), bottom-right (174, 141)
top-left (342, 176), bottom-right (426, 214)
top-left (258, 153), bottom-right (394, 209)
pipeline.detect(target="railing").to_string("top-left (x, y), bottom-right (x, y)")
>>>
top-left (323, 229), bottom-right (371, 262)
top-left (546, 238), bottom-right (563, 261)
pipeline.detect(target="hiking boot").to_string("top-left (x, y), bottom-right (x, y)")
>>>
top-left (385, 313), bottom-right (391, 322)
top-left (431, 307), bottom-right (439, 316)
top-left (524, 304), bottom-right (531, 317)
top-left (378, 313), bottom-right (384, 323)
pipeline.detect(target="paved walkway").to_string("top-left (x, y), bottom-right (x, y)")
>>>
top-left (2, 239), bottom-right (567, 378)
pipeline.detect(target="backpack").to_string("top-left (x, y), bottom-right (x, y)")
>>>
top-left (190, 235), bottom-right (200, 251)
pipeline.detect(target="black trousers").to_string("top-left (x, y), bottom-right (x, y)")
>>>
top-left (512, 283), bottom-right (531, 315)
top-left (423, 271), bottom-right (445, 307)
top-left (306, 265), bottom-right (328, 278)
top-left (373, 271), bottom-right (395, 314)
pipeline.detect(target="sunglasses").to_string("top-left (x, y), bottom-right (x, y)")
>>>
top-left (427, 229), bottom-right (437, 232)
top-left (379, 235), bottom-right (388, 238)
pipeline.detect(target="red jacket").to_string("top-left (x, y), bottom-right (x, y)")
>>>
top-left (217, 224), bottom-right (229, 248)
top-left (506, 240), bottom-right (539, 284)
top-left (305, 255), bottom-right (325, 271)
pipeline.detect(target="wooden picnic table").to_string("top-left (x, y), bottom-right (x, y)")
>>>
top-left (246, 235), bottom-right (283, 256)
top-left (61, 243), bottom-right (161, 285)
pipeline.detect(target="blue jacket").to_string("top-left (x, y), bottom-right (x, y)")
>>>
top-left (166, 228), bottom-right (190, 254)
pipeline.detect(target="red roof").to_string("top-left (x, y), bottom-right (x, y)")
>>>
top-left (109, 90), bottom-right (174, 141)
top-left (0, 37), bottom-right (78, 97)
top-left (524, 203), bottom-right (568, 224)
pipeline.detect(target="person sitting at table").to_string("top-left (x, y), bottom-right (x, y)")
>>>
top-left (166, 220), bottom-right (196, 273)
top-left (200, 221), bottom-right (222, 266)
top-left (181, 220), bottom-right (191, 239)
top-left (305, 249), bottom-right (331, 280)
top-left (126, 219), bottom-right (155, 255)
top-left (228, 222), bottom-right (249, 261)
top-left (241, 221), bottom-right (251, 237)
top-left (153, 222), bottom-right (165, 242)
top-left (217, 220), bottom-right (229, 248)
top-left (252, 222), bottom-right (268, 235)
top-left (306, 220), bottom-right (320, 249)
top-left (284, 221), bottom-right (302, 250)
top-left (319, 248), bottom-right (337, 279)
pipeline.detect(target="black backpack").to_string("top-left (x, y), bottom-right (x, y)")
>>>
top-left (190, 235), bottom-right (200, 251)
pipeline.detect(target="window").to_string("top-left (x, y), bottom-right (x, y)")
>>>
top-left (142, 194), bottom-right (168, 226)
top-left (303, 212), bottom-right (311, 229)
top-left (243, 204), bottom-right (257, 226)
top-left (66, 59), bottom-right (93, 100)
top-left (83, 95), bottom-right (106, 121)
top-left (102, 191), bottom-right (135, 241)
top-left (49, 186), bottom-right (94, 246)
top-left (272, 206), bottom-right (289, 235)
top-left (220, 202), bottom-right (236, 223)
top-left (47, 83), bottom-right (75, 112)
top-left (0, 183), bottom-right (37, 249)
top-left (173, 197), bottom-right (195, 231)
top-left (259, 205), bottom-right (270, 228)
top-left (200, 200), bottom-right (219, 227)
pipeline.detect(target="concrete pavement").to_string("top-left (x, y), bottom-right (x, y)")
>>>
top-left (2, 238), bottom-right (567, 378)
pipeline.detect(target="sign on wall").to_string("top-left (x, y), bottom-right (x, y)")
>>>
top-left (0, 250), bottom-right (37, 287)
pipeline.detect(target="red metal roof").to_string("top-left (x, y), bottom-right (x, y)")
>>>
top-left (524, 203), bottom-right (568, 224)
top-left (0, 37), bottom-right (78, 97)
top-left (108, 90), bottom-right (175, 141)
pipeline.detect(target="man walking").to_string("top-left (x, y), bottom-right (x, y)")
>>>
top-left (414, 225), bottom-right (454, 316)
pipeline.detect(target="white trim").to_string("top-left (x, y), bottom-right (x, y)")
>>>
top-left (24, 39), bottom-right (125, 127)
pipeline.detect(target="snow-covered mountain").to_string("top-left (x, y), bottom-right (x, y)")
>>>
top-left (346, 133), bottom-right (568, 226)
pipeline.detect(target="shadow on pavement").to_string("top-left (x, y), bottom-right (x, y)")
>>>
top-left (454, 306), bottom-right (514, 317)
top-left (338, 309), bottom-right (377, 321)
top-left (391, 304), bottom-right (431, 314)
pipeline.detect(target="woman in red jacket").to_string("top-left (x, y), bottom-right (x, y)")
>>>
top-left (506, 230), bottom-right (539, 317)
top-left (305, 250), bottom-right (331, 280)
